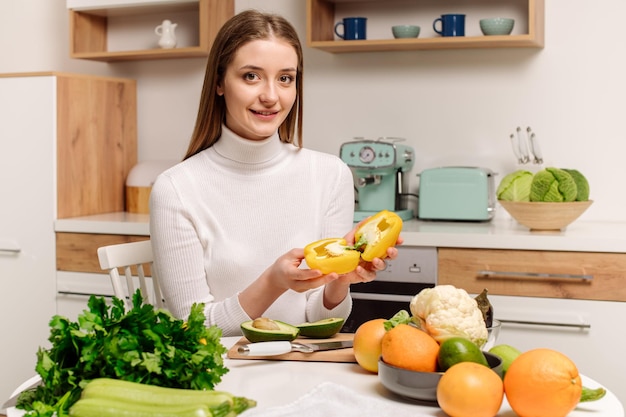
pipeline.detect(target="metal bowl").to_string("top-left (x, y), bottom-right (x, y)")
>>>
top-left (378, 352), bottom-right (503, 402)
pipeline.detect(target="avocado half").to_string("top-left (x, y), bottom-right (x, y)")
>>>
top-left (240, 319), bottom-right (300, 343)
top-left (297, 317), bottom-right (345, 338)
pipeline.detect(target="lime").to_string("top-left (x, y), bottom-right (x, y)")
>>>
top-left (489, 344), bottom-right (522, 376)
top-left (297, 317), bottom-right (345, 338)
top-left (438, 337), bottom-right (489, 371)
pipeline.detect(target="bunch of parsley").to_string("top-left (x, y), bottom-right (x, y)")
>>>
top-left (17, 291), bottom-right (228, 417)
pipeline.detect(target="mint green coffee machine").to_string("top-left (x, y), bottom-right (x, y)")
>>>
top-left (340, 138), bottom-right (415, 222)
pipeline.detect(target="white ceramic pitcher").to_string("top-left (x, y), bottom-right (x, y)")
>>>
top-left (155, 19), bottom-right (177, 49)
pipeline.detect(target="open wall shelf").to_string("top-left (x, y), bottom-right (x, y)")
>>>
top-left (306, 0), bottom-right (544, 53)
top-left (67, 0), bottom-right (234, 61)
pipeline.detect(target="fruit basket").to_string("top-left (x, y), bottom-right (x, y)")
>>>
top-left (498, 200), bottom-right (593, 231)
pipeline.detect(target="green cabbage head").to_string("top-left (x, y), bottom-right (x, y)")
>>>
top-left (530, 167), bottom-right (578, 202)
top-left (563, 168), bottom-right (590, 201)
top-left (496, 170), bottom-right (533, 201)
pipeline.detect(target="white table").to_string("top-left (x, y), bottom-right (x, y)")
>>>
top-left (217, 337), bottom-right (624, 417)
top-left (4, 337), bottom-right (623, 417)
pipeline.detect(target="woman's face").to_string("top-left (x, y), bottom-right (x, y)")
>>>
top-left (217, 37), bottom-right (298, 141)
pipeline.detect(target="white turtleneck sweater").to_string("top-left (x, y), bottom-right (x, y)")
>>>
top-left (149, 126), bottom-right (355, 336)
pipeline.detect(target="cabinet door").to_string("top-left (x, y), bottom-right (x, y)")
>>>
top-left (0, 76), bottom-right (58, 401)
top-left (489, 295), bottom-right (626, 406)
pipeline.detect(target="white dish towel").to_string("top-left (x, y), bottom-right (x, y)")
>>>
top-left (240, 381), bottom-right (433, 417)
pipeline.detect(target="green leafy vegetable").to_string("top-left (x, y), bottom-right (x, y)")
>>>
top-left (563, 168), bottom-right (590, 201)
top-left (383, 310), bottom-right (415, 331)
top-left (17, 291), bottom-right (229, 417)
top-left (496, 170), bottom-right (533, 202)
top-left (530, 167), bottom-right (577, 202)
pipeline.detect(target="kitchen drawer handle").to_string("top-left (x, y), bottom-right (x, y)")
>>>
top-left (0, 248), bottom-right (21, 254)
top-left (499, 318), bottom-right (591, 330)
top-left (0, 239), bottom-right (22, 254)
top-left (57, 290), bottom-right (114, 299)
top-left (477, 270), bottom-right (593, 281)
top-left (0, 247), bottom-right (21, 254)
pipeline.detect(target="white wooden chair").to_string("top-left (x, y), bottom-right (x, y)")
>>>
top-left (97, 239), bottom-right (165, 310)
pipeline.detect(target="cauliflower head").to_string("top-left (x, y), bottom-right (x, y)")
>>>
top-left (410, 285), bottom-right (488, 346)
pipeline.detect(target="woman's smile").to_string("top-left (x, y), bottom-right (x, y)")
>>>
top-left (251, 109), bottom-right (279, 118)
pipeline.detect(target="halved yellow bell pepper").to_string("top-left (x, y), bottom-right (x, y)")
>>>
top-left (304, 238), bottom-right (361, 275)
top-left (354, 210), bottom-right (403, 262)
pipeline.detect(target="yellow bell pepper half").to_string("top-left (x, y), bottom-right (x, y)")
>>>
top-left (304, 238), bottom-right (361, 275)
top-left (354, 210), bottom-right (403, 262)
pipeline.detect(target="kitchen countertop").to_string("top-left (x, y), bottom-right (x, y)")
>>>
top-left (55, 212), bottom-right (626, 253)
top-left (55, 212), bottom-right (150, 235)
top-left (401, 217), bottom-right (626, 252)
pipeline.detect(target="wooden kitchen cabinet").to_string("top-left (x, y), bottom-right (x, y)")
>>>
top-left (0, 72), bottom-right (136, 401)
top-left (307, 0), bottom-right (544, 53)
top-left (56, 232), bottom-right (150, 275)
top-left (67, 0), bottom-right (234, 62)
top-left (56, 232), bottom-right (152, 320)
top-left (438, 248), bottom-right (626, 302)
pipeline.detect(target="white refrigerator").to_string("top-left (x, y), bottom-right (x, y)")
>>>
top-left (0, 75), bottom-right (58, 401)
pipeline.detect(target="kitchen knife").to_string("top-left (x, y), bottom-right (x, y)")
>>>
top-left (509, 134), bottom-right (523, 164)
top-left (529, 132), bottom-right (543, 164)
top-left (237, 340), bottom-right (353, 356)
top-left (516, 126), bottom-right (530, 164)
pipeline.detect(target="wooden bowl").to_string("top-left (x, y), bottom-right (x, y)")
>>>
top-left (498, 200), bottom-right (593, 231)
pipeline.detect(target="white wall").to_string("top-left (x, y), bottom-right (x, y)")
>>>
top-left (1, 0), bottom-right (625, 222)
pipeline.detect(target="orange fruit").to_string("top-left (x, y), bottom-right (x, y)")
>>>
top-left (381, 324), bottom-right (439, 372)
top-left (437, 361), bottom-right (504, 417)
top-left (353, 318), bottom-right (387, 373)
top-left (504, 348), bottom-right (582, 417)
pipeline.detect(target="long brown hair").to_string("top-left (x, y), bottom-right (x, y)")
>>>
top-left (184, 10), bottom-right (304, 160)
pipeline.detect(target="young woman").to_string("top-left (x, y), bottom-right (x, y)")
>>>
top-left (150, 9), bottom-right (399, 336)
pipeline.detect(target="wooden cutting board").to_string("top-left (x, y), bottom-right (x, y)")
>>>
top-left (227, 333), bottom-right (356, 363)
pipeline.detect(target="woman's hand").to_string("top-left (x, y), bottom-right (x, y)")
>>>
top-left (340, 216), bottom-right (404, 281)
top-left (321, 220), bottom-right (404, 308)
top-left (338, 234), bottom-right (404, 284)
top-left (239, 248), bottom-right (340, 319)
top-left (247, 216), bottom-right (405, 313)
top-left (266, 248), bottom-right (340, 292)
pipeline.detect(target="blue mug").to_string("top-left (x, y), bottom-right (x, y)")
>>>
top-left (335, 17), bottom-right (367, 40)
top-left (433, 14), bottom-right (465, 37)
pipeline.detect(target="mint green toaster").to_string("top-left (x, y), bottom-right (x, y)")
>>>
top-left (418, 167), bottom-right (496, 221)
